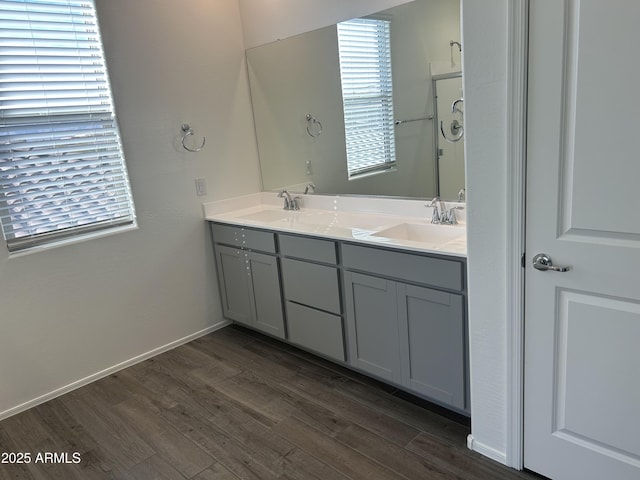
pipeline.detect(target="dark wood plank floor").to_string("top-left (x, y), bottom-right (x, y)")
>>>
top-left (0, 325), bottom-right (542, 480)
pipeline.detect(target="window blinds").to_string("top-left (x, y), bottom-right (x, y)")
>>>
top-left (337, 18), bottom-right (396, 178)
top-left (0, 0), bottom-right (135, 252)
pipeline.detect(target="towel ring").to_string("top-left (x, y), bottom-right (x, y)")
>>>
top-left (440, 119), bottom-right (464, 143)
top-left (181, 123), bottom-right (206, 152)
top-left (306, 114), bottom-right (323, 138)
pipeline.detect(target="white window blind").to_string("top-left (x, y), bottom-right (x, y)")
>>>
top-left (337, 17), bottom-right (396, 178)
top-left (0, 0), bottom-right (135, 252)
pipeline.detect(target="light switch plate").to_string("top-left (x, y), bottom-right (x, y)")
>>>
top-left (195, 178), bottom-right (207, 196)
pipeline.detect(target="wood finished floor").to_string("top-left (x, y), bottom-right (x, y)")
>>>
top-left (0, 325), bottom-right (542, 480)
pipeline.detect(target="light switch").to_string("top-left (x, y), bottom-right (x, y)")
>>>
top-left (195, 178), bottom-right (207, 196)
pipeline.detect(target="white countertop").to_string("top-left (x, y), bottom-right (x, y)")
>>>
top-left (203, 192), bottom-right (467, 257)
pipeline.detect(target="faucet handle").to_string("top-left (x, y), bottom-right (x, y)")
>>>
top-left (291, 197), bottom-right (302, 211)
top-left (426, 202), bottom-right (442, 224)
top-left (277, 189), bottom-right (290, 210)
top-left (426, 197), bottom-right (445, 224)
top-left (445, 206), bottom-right (464, 224)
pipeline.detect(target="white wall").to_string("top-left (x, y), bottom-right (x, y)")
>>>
top-left (461, 0), bottom-right (511, 463)
top-left (0, 0), bottom-right (261, 418)
top-left (239, 0), bottom-right (413, 48)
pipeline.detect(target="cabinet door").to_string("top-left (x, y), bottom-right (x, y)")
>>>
top-left (247, 251), bottom-right (285, 339)
top-left (281, 258), bottom-right (340, 314)
top-left (286, 302), bottom-right (345, 362)
top-left (344, 272), bottom-right (401, 383)
top-left (215, 245), bottom-right (252, 325)
top-left (397, 284), bottom-right (465, 410)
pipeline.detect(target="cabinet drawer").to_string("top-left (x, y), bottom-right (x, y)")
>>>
top-left (286, 302), bottom-right (345, 361)
top-left (341, 244), bottom-right (463, 292)
top-left (279, 234), bottom-right (337, 264)
top-left (210, 223), bottom-right (275, 253)
top-left (281, 258), bottom-right (340, 314)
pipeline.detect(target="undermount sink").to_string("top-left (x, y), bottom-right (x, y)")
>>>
top-left (372, 222), bottom-right (465, 243)
top-left (236, 209), bottom-right (293, 222)
top-left (294, 211), bottom-right (391, 230)
top-left (237, 209), bottom-right (392, 231)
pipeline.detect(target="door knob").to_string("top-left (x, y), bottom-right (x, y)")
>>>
top-left (532, 253), bottom-right (570, 272)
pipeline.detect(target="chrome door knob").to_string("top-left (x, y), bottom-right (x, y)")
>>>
top-left (532, 253), bottom-right (570, 272)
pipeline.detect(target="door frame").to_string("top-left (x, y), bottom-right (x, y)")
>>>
top-left (504, 0), bottom-right (529, 470)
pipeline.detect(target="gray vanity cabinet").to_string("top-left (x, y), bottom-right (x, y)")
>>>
top-left (245, 250), bottom-right (286, 338)
top-left (397, 284), bottom-right (466, 410)
top-left (214, 244), bottom-right (252, 324)
top-left (209, 220), bottom-right (468, 414)
top-left (211, 223), bottom-right (285, 339)
top-left (342, 243), bottom-right (468, 412)
top-left (278, 234), bottom-right (345, 361)
top-left (343, 271), bottom-right (402, 382)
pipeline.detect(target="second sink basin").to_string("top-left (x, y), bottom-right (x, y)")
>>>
top-left (372, 222), bottom-right (465, 243)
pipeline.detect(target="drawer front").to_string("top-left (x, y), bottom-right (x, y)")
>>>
top-left (341, 244), bottom-right (464, 292)
top-left (279, 234), bottom-right (337, 264)
top-left (286, 302), bottom-right (345, 362)
top-left (210, 223), bottom-right (275, 253)
top-left (281, 258), bottom-right (341, 314)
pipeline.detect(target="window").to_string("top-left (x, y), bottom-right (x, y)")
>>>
top-left (0, 0), bottom-right (135, 253)
top-left (337, 17), bottom-right (396, 178)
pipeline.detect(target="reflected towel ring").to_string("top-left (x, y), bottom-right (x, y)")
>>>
top-left (306, 114), bottom-right (323, 138)
top-left (440, 119), bottom-right (464, 143)
top-left (440, 97), bottom-right (464, 143)
top-left (181, 123), bottom-right (206, 152)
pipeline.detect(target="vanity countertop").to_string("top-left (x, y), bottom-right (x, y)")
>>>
top-left (203, 192), bottom-right (466, 257)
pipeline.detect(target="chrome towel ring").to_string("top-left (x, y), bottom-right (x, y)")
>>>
top-left (440, 119), bottom-right (464, 143)
top-left (440, 98), bottom-right (464, 143)
top-left (181, 123), bottom-right (205, 152)
top-left (306, 114), bottom-right (323, 138)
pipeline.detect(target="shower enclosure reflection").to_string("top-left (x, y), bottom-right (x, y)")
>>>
top-left (247, 0), bottom-right (465, 200)
top-left (433, 72), bottom-right (465, 200)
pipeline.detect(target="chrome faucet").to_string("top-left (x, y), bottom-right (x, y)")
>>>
top-left (428, 197), bottom-right (447, 224)
top-left (278, 189), bottom-right (300, 211)
top-left (427, 197), bottom-right (463, 225)
top-left (443, 206), bottom-right (463, 225)
top-left (304, 183), bottom-right (316, 194)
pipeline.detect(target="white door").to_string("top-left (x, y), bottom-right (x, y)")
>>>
top-left (524, 1), bottom-right (640, 480)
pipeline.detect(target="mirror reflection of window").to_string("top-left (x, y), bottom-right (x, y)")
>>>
top-left (337, 18), bottom-right (396, 179)
top-left (246, 0), bottom-right (464, 199)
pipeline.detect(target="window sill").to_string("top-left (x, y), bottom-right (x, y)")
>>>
top-left (7, 223), bottom-right (139, 259)
top-left (348, 166), bottom-right (397, 182)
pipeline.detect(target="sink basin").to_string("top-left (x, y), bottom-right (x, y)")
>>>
top-left (372, 223), bottom-right (465, 243)
top-left (295, 211), bottom-right (391, 230)
top-left (236, 209), bottom-right (292, 222)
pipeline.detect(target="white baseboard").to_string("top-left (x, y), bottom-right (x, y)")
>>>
top-left (467, 434), bottom-right (508, 465)
top-left (0, 320), bottom-right (231, 421)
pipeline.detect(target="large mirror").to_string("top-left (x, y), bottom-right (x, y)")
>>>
top-left (246, 0), bottom-right (464, 200)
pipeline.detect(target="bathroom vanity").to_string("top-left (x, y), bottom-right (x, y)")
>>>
top-left (205, 193), bottom-right (468, 415)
